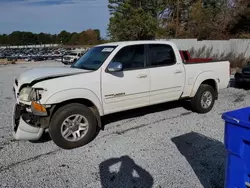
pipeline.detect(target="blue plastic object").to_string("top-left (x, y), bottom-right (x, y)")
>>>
top-left (222, 107), bottom-right (250, 188)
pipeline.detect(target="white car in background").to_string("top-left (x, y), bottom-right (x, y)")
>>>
top-left (62, 50), bottom-right (84, 65)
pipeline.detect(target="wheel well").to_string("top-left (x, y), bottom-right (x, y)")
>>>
top-left (201, 79), bottom-right (218, 98)
top-left (50, 98), bottom-right (102, 128)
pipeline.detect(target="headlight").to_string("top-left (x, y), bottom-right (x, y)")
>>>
top-left (19, 87), bottom-right (45, 102)
top-left (19, 87), bottom-right (32, 102)
top-left (29, 88), bottom-right (45, 101)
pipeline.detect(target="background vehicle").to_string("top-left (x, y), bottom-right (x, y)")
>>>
top-left (12, 40), bottom-right (230, 149)
top-left (62, 50), bottom-right (84, 65)
top-left (234, 62), bottom-right (250, 87)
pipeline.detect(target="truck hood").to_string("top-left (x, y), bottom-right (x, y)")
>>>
top-left (16, 66), bottom-right (90, 88)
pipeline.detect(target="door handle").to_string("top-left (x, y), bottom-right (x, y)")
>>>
top-left (174, 70), bottom-right (183, 74)
top-left (137, 74), bottom-right (147, 78)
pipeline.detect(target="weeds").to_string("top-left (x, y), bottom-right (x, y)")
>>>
top-left (189, 45), bottom-right (250, 68)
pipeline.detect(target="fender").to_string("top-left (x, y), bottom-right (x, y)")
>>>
top-left (44, 88), bottom-right (104, 116)
top-left (190, 71), bottom-right (219, 98)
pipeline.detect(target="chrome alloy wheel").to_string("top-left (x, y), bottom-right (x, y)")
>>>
top-left (201, 91), bottom-right (213, 109)
top-left (60, 114), bottom-right (89, 142)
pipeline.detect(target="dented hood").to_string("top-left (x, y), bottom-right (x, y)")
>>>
top-left (16, 66), bottom-right (90, 88)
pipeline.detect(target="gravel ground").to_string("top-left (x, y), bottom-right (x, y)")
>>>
top-left (0, 61), bottom-right (249, 188)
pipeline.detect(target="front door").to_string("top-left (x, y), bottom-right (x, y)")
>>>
top-left (147, 43), bottom-right (185, 105)
top-left (102, 44), bottom-right (150, 114)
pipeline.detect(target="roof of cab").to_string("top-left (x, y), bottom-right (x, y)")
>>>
top-left (97, 40), bottom-right (176, 47)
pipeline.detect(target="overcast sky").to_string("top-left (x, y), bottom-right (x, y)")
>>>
top-left (0, 0), bottom-right (109, 37)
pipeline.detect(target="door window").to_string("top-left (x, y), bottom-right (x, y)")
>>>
top-left (148, 44), bottom-right (176, 67)
top-left (111, 44), bottom-right (145, 71)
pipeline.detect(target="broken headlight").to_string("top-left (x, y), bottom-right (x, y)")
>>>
top-left (19, 87), bottom-right (44, 102)
top-left (29, 88), bottom-right (45, 101)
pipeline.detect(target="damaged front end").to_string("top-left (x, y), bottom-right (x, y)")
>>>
top-left (12, 85), bottom-right (52, 141)
top-left (12, 103), bottom-right (45, 140)
top-left (12, 68), bottom-right (87, 141)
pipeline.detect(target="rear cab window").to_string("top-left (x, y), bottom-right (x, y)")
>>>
top-left (147, 44), bottom-right (176, 67)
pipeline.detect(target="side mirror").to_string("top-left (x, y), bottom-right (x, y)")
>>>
top-left (107, 62), bottom-right (123, 72)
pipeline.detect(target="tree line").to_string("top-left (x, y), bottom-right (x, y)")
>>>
top-left (0, 29), bottom-right (103, 46)
top-left (107, 0), bottom-right (250, 41)
top-left (0, 0), bottom-right (249, 45)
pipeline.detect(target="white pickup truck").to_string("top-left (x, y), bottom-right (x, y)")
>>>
top-left (62, 50), bottom-right (84, 65)
top-left (12, 41), bottom-right (230, 149)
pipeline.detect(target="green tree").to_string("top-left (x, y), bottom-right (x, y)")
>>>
top-left (37, 32), bottom-right (50, 44)
top-left (0, 34), bottom-right (9, 45)
top-left (0, 29), bottom-right (103, 46)
top-left (68, 32), bottom-right (79, 45)
top-left (8, 31), bottom-right (22, 45)
top-left (58, 30), bottom-right (71, 44)
top-left (94, 29), bottom-right (101, 41)
top-left (107, 0), bottom-right (164, 40)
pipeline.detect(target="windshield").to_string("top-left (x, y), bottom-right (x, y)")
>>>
top-left (71, 46), bottom-right (117, 70)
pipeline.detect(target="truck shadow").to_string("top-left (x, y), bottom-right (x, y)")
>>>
top-left (29, 131), bottom-right (52, 143)
top-left (171, 132), bottom-right (226, 188)
top-left (102, 100), bottom-right (192, 127)
top-left (99, 155), bottom-right (154, 188)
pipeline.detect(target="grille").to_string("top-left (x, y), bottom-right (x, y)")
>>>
top-left (64, 57), bottom-right (70, 60)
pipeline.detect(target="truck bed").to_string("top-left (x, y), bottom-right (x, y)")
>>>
top-left (182, 61), bottom-right (230, 97)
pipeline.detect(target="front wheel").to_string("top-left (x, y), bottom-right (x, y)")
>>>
top-left (191, 84), bottom-right (216, 114)
top-left (49, 103), bottom-right (99, 149)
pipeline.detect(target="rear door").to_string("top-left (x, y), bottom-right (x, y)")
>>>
top-left (102, 44), bottom-right (150, 114)
top-left (147, 43), bottom-right (185, 105)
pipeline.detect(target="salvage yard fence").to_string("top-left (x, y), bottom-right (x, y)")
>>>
top-left (159, 38), bottom-right (250, 68)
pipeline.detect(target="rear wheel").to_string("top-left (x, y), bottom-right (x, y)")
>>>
top-left (49, 103), bottom-right (99, 149)
top-left (191, 84), bottom-right (216, 114)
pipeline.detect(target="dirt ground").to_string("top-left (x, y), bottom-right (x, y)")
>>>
top-left (0, 59), bottom-right (29, 65)
top-left (0, 61), bottom-right (249, 188)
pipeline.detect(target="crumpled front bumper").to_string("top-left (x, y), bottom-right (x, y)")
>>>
top-left (12, 103), bottom-right (44, 141)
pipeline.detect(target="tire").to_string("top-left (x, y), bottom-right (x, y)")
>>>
top-left (191, 84), bottom-right (216, 114)
top-left (234, 79), bottom-right (243, 88)
top-left (49, 103), bottom-right (98, 150)
top-left (234, 73), bottom-right (243, 88)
